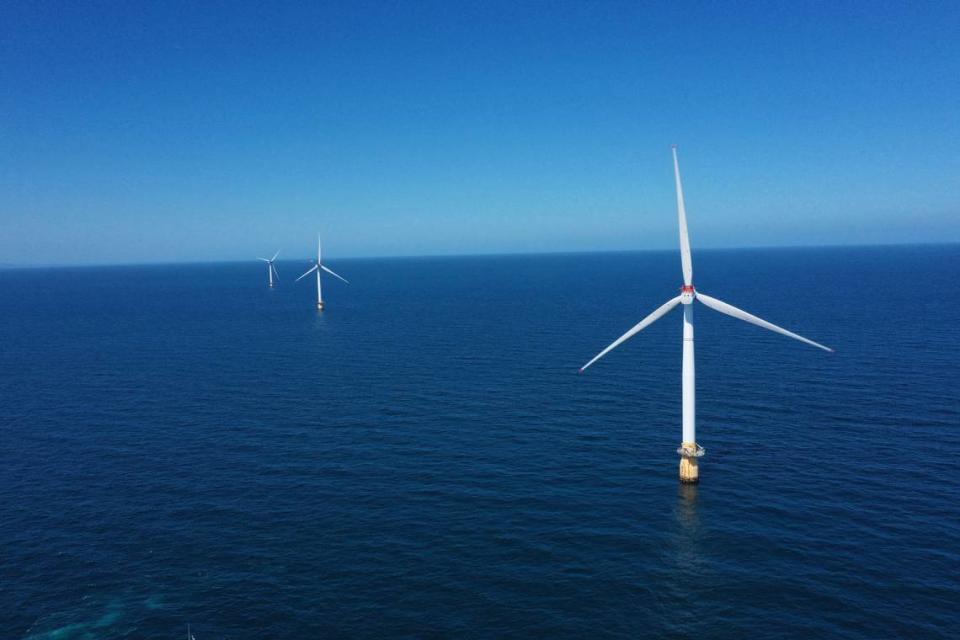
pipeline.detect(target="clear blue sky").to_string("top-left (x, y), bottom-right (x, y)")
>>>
top-left (1, 1), bottom-right (958, 265)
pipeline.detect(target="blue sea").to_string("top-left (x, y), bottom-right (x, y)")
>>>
top-left (2, 245), bottom-right (958, 639)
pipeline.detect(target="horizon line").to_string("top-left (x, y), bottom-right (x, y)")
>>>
top-left (2, 239), bottom-right (958, 270)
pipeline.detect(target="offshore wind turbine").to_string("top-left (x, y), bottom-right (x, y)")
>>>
top-left (258, 250), bottom-right (280, 287)
top-left (296, 234), bottom-right (348, 310)
top-left (579, 146), bottom-right (832, 483)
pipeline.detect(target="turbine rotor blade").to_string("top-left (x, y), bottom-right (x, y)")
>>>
top-left (257, 257), bottom-right (270, 262)
top-left (580, 296), bottom-right (682, 372)
top-left (295, 265), bottom-right (319, 282)
top-left (321, 265), bottom-right (349, 284)
top-left (696, 292), bottom-right (833, 352)
top-left (271, 250), bottom-right (280, 262)
top-left (672, 146), bottom-right (693, 286)
top-left (272, 263), bottom-right (280, 280)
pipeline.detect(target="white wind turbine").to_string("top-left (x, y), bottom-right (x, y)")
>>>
top-left (296, 234), bottom-right (348, 310)
top-left (258, 250), bottom-right (280, 287)
top-left (579, 146), bottom-right (833, 483)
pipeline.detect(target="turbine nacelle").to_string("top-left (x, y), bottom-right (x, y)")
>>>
top-left (680, 285), bottom-right (696, 305)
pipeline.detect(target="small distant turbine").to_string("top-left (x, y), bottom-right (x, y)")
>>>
top-left (258, 250), bottom-right (280, 287)
top-left (579, 146), bottom-right (833, 484)
top-left (296, 234), bottom-right (348, 310)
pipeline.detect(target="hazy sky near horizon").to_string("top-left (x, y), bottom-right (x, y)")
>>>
top-left (1, 1), bottom-right (958, 265)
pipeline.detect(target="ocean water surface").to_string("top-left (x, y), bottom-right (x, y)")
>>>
top-left (2, 245), bottom-right (958, 638)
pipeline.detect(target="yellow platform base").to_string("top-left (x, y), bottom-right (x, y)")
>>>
top-left (679, 442), bottom-right (700, 484)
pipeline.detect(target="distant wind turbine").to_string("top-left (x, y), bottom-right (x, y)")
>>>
top-left (258, 250), bottom-right (280, 287)
top-left (579, 146), bottom-right (833, 484)
top-left (296, 234), bottom-right (348, 310)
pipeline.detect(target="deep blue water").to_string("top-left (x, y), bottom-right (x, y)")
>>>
top-left (2, 245), bottom-right (959, 639)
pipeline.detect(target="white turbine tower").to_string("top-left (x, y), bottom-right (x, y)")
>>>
top-left (258, 250), bottom-right (280, 287)
top-left (296, 234), bottom-right (348, 310)
top-left (580, 146), bottom-right (833, 483)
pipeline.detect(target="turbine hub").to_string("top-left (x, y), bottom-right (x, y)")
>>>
top-left (680, 285), bottom-right (696, 305)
